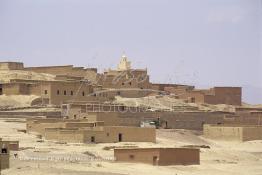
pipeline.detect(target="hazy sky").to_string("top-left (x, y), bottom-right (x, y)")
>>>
top-left (0, 0), bottom-right (261, 103)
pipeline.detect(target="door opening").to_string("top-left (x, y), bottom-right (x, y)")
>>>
top-left (118, 133), bottom-right (122, 142)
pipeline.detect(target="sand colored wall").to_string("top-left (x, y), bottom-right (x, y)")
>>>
top-left (0, 153), bottom-right (9, 170)
top-left (203, 124), bottom-right (262, 141)
top-left (83, 126), bottom-right (156, 143)
top-left (242, 127), bottom-right (262, 141)
top-left (0, 139), bottom-right (12, 170)
top-left (64, 103), bottom-right (228, 130)
top-left (114, 148), bottom-right (200, 166)
top-left (84, 111), bottom-right (226, 130)
top-left (203, 124), bottom-right (243, 141)
top-left (64, 121), bottom-right (104, 128)
top-left (2, 83), bottom-right (30, 95)
top-left (24, 65), bottom-right (73, 75)
top-left (204, 87), bottom-right (242, 106)
top-left (48, 81), bottom-right (94, 105)
top-left (44, 126), bottom-right (155, 143)
top-left (2, 80), bottom-right (100, 106)
top-left (28, 122), bottom-right (65, 135)
top-left (174, 87), bottom-right (241, 106)
top-left (114, 148), bottom-right (160, 165)
top-left (26, 118), bottom-right (101, 134)
top-left (24, 65), bottom-right (96, 75)
top-left (158, 148), bottom-right (200, 165)
top-left (151, 83), bottom-right (194, 92)
top-left (45, 129), bottom-right (85, 143)
top-left (98, 69), bottom-right (151, 90)
top-left (223, 114), bottom-right (262, 125)
top-left (0, 62), bottom-right (24, 70)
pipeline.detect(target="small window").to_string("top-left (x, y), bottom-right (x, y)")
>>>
top-left (82, 91), bottom-right (85, 96)
top-left (129, 82), bottom-right (132, 85)
top-left (122, 82), bottom-right (125, 85)
top-left (73, 115), bottom-right (76, 119)
top-left (64, 90), bottom-right (67, 95)
top-left (57, 90), bottom-right (60, 95)
top-left (44, 90), bottom-right (48, 95)
top-left (71, 91), bottom-right (73, 96)
top-left (117, 91), bottom-right (121, 95)
top-left (107, 133), bottom-right (109, 137)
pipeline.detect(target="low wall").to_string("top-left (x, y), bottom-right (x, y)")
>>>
top-left (203, 124), bottom-right (262, 141)
top-left (114, 148), bottom-right (200, 166)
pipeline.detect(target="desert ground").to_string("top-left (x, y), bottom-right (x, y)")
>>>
top-left (1, 118), bottom-right (262, 175)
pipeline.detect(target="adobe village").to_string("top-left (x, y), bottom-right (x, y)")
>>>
top-left (0, 55), bottom-right (262, 175)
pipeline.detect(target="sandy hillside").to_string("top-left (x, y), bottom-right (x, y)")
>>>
top-left (0, 118), bottom-right (262, 175)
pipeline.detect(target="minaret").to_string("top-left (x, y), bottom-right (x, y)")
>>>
top-left (117, 54), bottom-right (131, 71)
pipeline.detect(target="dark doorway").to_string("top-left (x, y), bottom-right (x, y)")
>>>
top-left (91, 136), bottom-right (95, 143)
top-left (1, 148), bottom-right (7, 154)
top-left (118, 133), bottom-right (122, 142)
top-left (0, 84), bottom-right (3, 95)
top-left (153, 156), bottom-right (158, 166)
